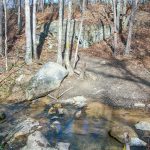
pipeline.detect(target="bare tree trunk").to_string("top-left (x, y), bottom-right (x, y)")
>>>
top-left (116, 0), bottom-right (122, 32)
top-left (38, 0), bottom-right (44, 12)
top-left (64, 0), bottom-right (74, 75)
top-left (73, 0), bottom-right (85, 69)
top-left (3, 0), bottom-right (8, 70)
top-left (17, 0), bottom-right (22, 34)
top-left (125, 0), bottom-right (138, 55)
top-left (113, 0), bottom-right (118, 53)
top-left (57, 0), bottom-right (63, 65)
top-left (0, 0), bottom-right (3, 55)
top-left (33, 0), bottom-right (37, 59)
top-left (25, 0), bottom-right (32, 64)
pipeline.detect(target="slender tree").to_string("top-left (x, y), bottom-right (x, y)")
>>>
top-left (113, 0), bottom-right (118, 53)
top-left (57, 0), bottom-right (63, 65)
top-left (0, 0), bottom-right (3, 55)
top-left (125, 0), bottom-right (139, 54)
top-left (64, 0), bottom-right (74, 75)
top-left (73, 0), bottom-right (85, 68)
top-left (3, 0), bottom-right (8, 70)
top-left (17, 0), bottom-right (22, 34)
top-left (25, 0), bottom-right (32, 64)
top-left (33, 0), bottom-right (38, 59)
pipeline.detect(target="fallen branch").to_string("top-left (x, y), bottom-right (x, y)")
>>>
top-left (57, 87), bottom-right (73, 99)
top-left (48, 94), bottom-right (58, 101)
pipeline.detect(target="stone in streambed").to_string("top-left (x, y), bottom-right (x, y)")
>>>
top-left (109, 122), bottom-right (147, 146)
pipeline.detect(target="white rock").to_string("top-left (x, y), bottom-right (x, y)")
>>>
top-left (134, 103), bottom-right (145, 108)
top-left (130, 137), bottom-right (147, 146)
top-left (16, 74), bottom-right (33, 85)
top-left (147, 104), bottom-right (150, 109)
top-left (51, 121), bottom-right (62, 133)
top-left (16, 74), bottom-right (25, 83)
top-left (61, 96), bottom-right (87, 108)
top-left (58, 108), bottom-right (64, 115)
top-left (56, 142), bottom-right (70, 150)
top-left (135, 121), bottom-right (150, 131)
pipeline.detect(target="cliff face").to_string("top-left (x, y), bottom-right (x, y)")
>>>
top-left (48, 19), bottom-right (113, 48)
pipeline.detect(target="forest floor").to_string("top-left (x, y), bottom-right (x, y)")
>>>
top-left (0, 3), bottom-right (150, 107)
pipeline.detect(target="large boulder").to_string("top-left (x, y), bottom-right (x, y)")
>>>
top-left (109, 122), bottom-right (147, 146)
top-left (26, 62), bottom-right (68, 100)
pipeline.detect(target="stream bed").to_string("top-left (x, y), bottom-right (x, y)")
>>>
top-left (0, 98), bottom-right (150, 150)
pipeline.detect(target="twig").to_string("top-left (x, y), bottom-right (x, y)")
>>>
top-left (48, 94), bottom-right (58, 101)
top-left (57, 87), bottom-right (73, 99)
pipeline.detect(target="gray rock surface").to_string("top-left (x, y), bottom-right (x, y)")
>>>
top-left (26, 62), bottom-right (68, 100)
top-left (56, 142), bottom-right (70, 150)
top-left (110, 122), bottom-right (147, 146)
top-left (21, 131), bottom-right (70, 150)
top-left (21, 131), bottom-right (56, 150)
top-left (49, 19), bottom-right (112, 48)
top-left (12, 117), bottom-right (40, 140)
top-left (135, 121), bottom-right (150, 131)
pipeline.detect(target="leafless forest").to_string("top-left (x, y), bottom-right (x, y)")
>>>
top-left (0, 0), bottom-right (150, 150)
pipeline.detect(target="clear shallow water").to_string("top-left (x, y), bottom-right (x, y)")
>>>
top-left (0, 101), bottom-right (149, 150)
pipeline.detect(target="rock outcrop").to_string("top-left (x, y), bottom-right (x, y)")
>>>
top-left (46, 19), bottom-right (112, 49)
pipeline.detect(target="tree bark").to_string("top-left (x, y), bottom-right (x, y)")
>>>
top-left (17, 0), bottom-right (22, 34)
top-left (64, 0), bottom-right (74, 75)
top-left (25, 0), bottom-right (32, 64)
top-left (33, 0), bottom-right (37, 59)
top-left (57, 0), bottom-right (63, 65)
top-left (113, 0), bottom-right (118, 53)
top-left (3, 0), bottom-right (8, 70)
top-left (0, 0), bottom-right (3, 55)
top-left (73, 0), bottom-right (85, 68)
top-left (125, 0), bottom-right (138, 54)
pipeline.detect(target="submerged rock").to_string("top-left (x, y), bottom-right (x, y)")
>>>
top-left (109, 122), bottom-right (147, 146)
top-left (26, 62), bottom-right (68, 100)
top-left (13, 117), bottom-right (40, 140)
top-left (50, 120), bottom-right (62, 134)
top-left (85, 102), bottom-right (113, 120)
top-left (0, 112), bottom-right (6, 121)
top-left (60, 96), bottom-right (87, 108)
top-left (135, 120), bottom-right (150, 131)
top-left (56, 142), bottom-right (70, 150)
top-left (21, 131), bottom-right (56, 150)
